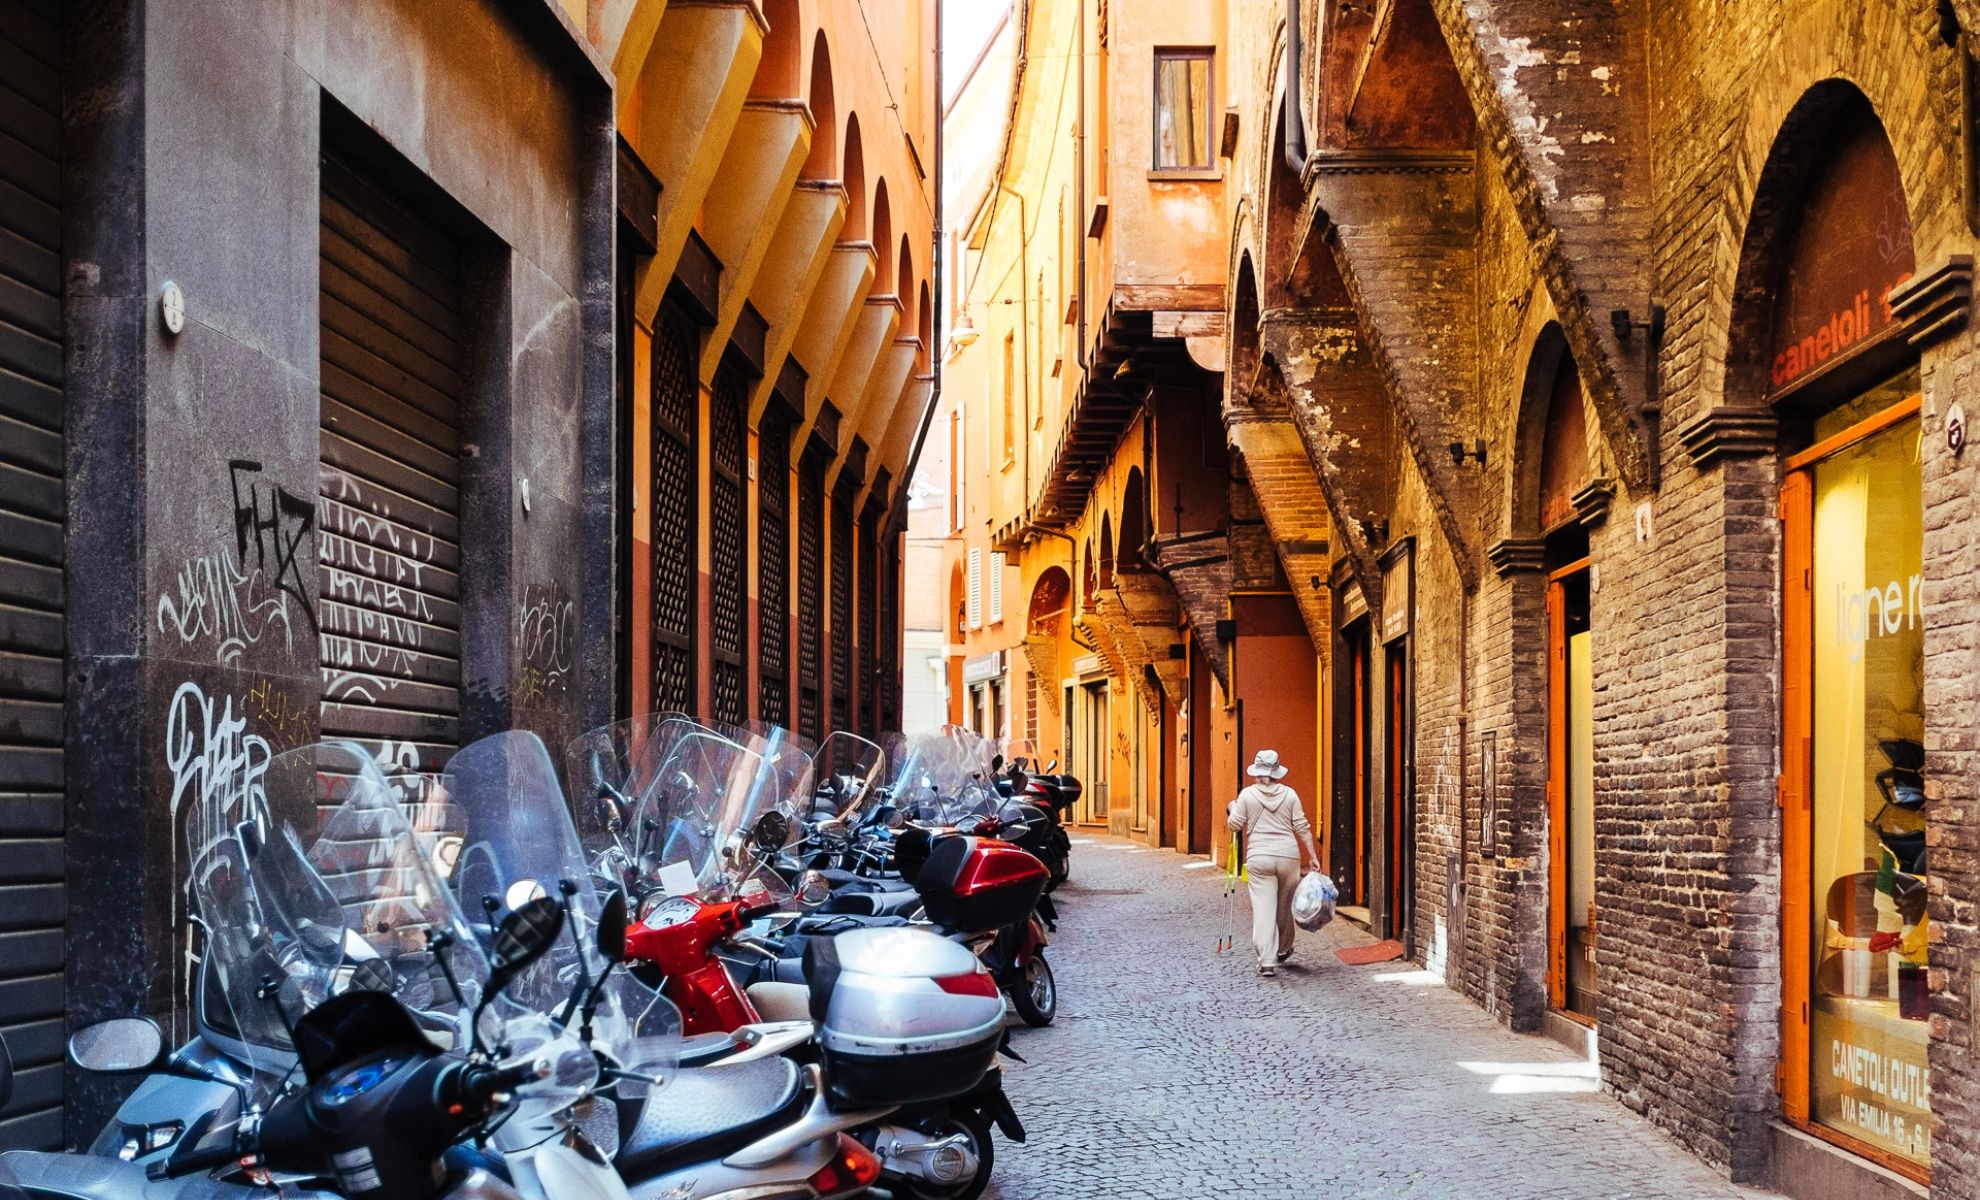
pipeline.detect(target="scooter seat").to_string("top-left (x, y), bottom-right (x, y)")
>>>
top-left (615, 1057), bottom-right (806, 1180)
top-left (0, 1149), bottom-right (305, 1199)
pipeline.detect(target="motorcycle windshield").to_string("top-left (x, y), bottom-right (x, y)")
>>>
top-left (191, 742), bottom-right (490, 1101)
top-left (565, 714), bottom-right (710, 898)
top-left (636, 729), bottom-right (782, 905)
top-left (887, 728), bottom-right (998, 826)
top-left (814, 732), bottom-right (885, 823)
top-left (440, 731), bottom-right (683, 1098)
top-left (713, 721), bottom-right (813, 870)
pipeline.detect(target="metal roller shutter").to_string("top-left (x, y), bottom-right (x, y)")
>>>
top-left (829, 478), bottom-right (853, 732)
top-left (756, 411), bottom-right (790, 728)
top-left (317, 152), bottom-right (466, 774)
top-left (795, 452), bottom-right (824, 741)
top-left (650, 308), bottom-right (698, 717)
top-left (0, 0), bottom-right (65, 1150)
top-left (708, 366), bottom-right (746, 727)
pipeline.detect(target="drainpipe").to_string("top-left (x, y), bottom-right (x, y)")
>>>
top-left (1075, 0), bottom-right (1089, 376)
top-left (1284, 0), bottom-right (1308, 173)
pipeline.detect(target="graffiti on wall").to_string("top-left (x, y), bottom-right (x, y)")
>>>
top-left (318, 467), bottom-right (441, 705)
top-left (155, 460), bottom-right (319, 663)
top-left (517, 584), bottom-right (574, 705)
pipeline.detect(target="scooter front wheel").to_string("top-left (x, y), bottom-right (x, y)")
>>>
top-left (1009, 954), bottom-right (1057, 1027)
top-left (888, 1109), bottom-right (994, 1200)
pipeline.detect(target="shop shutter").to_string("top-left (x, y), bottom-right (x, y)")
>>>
top-left (756, 411), bottom-right (790, 728)
top-left (650, 308), bottom-right (698, 716)
top-left (857, 503), bottom-right (878, 738)
top-left (795, 451), bottom-right (825, 740)
top-left (0, 0), bottom-right (66, 1149)
top-left (317, 152), bottom-right (465, 774)
top-left (830, 478), bottom-right (854, 732)
top-left (708, 366), bottom-right (747, 726)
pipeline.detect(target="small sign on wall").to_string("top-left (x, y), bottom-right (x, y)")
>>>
top-left (1381, 544), bottom-right (1412, 644)
top-left (1480, 730), bottom-right (1498, 859)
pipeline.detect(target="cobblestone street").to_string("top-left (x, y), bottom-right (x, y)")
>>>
top-left (982, 837), bottom-right (1775, 1200)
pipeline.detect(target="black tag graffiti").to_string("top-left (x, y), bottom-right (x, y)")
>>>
top-left (228, 459), bottom-right (319, 634)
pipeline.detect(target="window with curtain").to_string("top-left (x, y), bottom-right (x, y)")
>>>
top-left (1154, 49), bottom-right (1213, 170)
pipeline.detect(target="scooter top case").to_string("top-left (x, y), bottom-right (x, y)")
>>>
top-left (915, 836), bottom-right (1048, 934)
top-left (806, 927), bottom-right (1004, 1110)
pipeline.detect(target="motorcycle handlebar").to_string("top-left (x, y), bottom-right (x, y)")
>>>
top-left (457, 1057), bottom-right (548, 1110)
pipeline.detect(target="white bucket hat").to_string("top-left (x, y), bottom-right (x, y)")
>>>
top-left (1247, 749), bottom-right (1289, 780)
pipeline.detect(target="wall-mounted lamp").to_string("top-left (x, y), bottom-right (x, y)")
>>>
top-left (952, 309), bottom-right (979, 347)
top-left (1609, 304), bottom-right (1666, 345)
top-left (1357, 516), bottom-right (1389, 546)
top-left (1447, 439), bottom-right (1487, 468)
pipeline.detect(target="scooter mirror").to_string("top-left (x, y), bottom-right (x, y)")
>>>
top-left (1046, 759), bottom-right (1058, 773)
top-left (489, 896), bottom-right (566, 989)
top-left (597, 888), bottom-right (629, 963)
top-left (67, 1017), bottom-right (165, 1075)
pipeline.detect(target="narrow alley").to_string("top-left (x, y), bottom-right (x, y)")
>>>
top-left (984, 839), bottom-right (1767, 1200)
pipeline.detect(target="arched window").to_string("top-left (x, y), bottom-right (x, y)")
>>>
top-left (803, 34), bottom-right (836, 179)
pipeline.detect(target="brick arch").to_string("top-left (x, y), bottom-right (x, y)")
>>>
top-left (1027, 566), bottom-right (1072, 635)
top-left (1098, 512), bottom-right (1113, 590)
top-left (1229, 251), bottom-right (1263, 402)
top-left (802, 33), bottom-right (837, 179)
top-left (1506, 308), bottom-right (1605, 543)
top-left (1695, 6), bottom-right (1962, 417)
top-left (1719, 83), bottom-right (1919, 415)
top-left (1118, 467), bottom-right (1146, 571)
top-left (751, 0), bottom-right (802, 100)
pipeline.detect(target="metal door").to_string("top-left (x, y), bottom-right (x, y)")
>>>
top-left (0, 0), bottom-right (65, 1149)
top-left (650, 308), bottom-right (697, 716)
top-left (317, 151), bottom-right (465, 774)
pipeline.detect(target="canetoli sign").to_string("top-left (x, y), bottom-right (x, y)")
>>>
top-left (1766, 123), bottom-right (1915, 396)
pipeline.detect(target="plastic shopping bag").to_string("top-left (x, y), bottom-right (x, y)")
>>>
top-left (1291, 870), bottom-right (1338, 931)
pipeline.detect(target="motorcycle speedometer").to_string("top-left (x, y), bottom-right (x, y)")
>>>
top-left (641, 895), bottom-right (701, 930)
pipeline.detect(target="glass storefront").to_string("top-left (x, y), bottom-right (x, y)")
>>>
top-left (1798, 374), bottom-right (1928, 1167)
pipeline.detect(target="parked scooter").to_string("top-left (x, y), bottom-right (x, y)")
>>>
top-left (570, 718), bottom-right (1026, 1200)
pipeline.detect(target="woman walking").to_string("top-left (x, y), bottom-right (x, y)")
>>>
top-left (1228, 750), bottom-right (1319, 976)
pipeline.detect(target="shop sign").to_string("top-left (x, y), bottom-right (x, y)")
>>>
top-left (1341, 579), bottom-right (1368, 623)
top-left (1767, 117), bottom-right (1916, 396)
top-left (1381, 548), bottom-right (1412, 644)
top-left (963, 650), bottom-right (1006, 684)
top-left (1815, 1001), bottom-right (1932, 1164)
top-left (1071, 654), bottom-right (1102, 677)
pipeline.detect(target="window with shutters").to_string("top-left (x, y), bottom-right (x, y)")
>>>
top-left (830, 479), bottom-right (854, 729)
top-left (797, 452), bottom-right (825, 740)
top-left (989, 551), bottom-right (1005, 624)
top-left (709, 366), bottom-right (748, 726)
top-left (967, 548), bottom-right (983, 629)
top-left (651, 307), bottom-right (699, 716)
top-left (757, 411), bottom-right (791, 727)
top-left (858, 503), bottom-right (880, 737)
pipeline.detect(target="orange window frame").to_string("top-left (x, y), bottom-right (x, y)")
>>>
top-left (1777, 392), bottom-right (1928, 1184)
top-left (1544, 557), bottom-right (1589, 1017)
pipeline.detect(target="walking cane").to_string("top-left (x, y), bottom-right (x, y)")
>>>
top-left (1216, 830), bottom-right (1244, 955)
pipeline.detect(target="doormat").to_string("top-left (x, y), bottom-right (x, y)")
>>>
top-left (1335, 940), bottom-right (1406, 965)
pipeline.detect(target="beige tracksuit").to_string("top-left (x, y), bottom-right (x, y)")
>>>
top-left (1227, 782), bottom-right (1315, 969)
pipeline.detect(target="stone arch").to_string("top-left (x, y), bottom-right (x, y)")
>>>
top-left (1262, 104), bottom-right (1305, 311)
top-left (1697, 5), bottom-right (1962, 414)
top-left (842, 114), bottom-right (866, 239)
top-left (802, 33), bottom-right (837, 178)
top-left (1118, 467), bottom-right (1146, 571)
top-left (1230, 252), bottom-right (1262, 399)
top-left (1098, 512), bottom-right (1114, 590)
top-left (1028, 566), bottom-right (1072, 635)
top-left (872, 180), bottom-right (893, 288)
top-left (752, 0), bottom-right (802, 100)
top-left (1509, 320), bottom-right (1599, 540)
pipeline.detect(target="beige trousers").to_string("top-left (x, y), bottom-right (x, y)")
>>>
top-left (1247, 855), bottom-right (1300, 967)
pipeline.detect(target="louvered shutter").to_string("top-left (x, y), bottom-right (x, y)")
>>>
top-left (796, 451), bottom-right (825, 740)
top-left (857, 502), bottom-right (879, 738)
top-left (829, 477), bottom-right (854, 731)
top-left (756, 411), bottom-right (790, 727)
top-left (990, 551), bottom-right (1005, 624)
top-left (650, 308), bottom-right (698, 716)
top-left (317, 149), bottom-right (465, 774)
top-left (709, 367), bottom-right (747, 726)
top-left (0, 0), bottom-right (65, 1148)
top-left (967, 548), bottom-right (982, 629)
